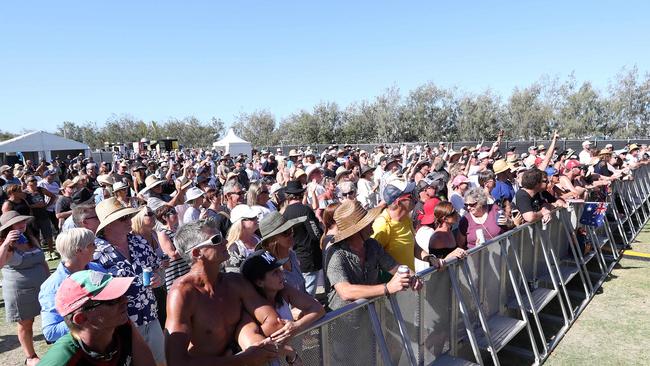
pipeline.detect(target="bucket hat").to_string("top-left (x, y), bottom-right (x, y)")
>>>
top-left (95, 197), bottom-right (140, 233)
top-left (259, 212), bottom-right (306, 242)
top-left (333, 200), bottom-right (382, 243)
top-left (184, 187), bottom-right (205, 204)
top-left (0, 211), bottom-right (34, 232)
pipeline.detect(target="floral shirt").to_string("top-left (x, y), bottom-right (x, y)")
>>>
top-left (93, 234), bottom-right (161, 326)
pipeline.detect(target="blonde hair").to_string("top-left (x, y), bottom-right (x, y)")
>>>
top-left (246, 182), bottom-right (262, 207)
top-left (226, 220), bottom-right (243, 249)
top-left (56, 228), bottom-right (96, 263)
top-left (131, 207), bottom-right (152, 236)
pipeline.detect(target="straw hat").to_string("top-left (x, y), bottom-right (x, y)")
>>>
top-left (95, 197), bottom-right (140, 233)
top-left (333, 200), bottom-right (382, 243)
top-left (335, 167), bottom-right (351, 182)
top-left (293, 169), bottom-right (306, 180)
top-left (139, 175), bottom-right (164, 195)
top-left (0, 211), bottom-right (34, 232)
top-left (259, 212), bottom-right (307, 242)
top-left (97, 175), bottom-right (115, 187)
top-left (112, 181), bottom-right (129, 192)
top-left (492, 159), bottom-right (510, 175)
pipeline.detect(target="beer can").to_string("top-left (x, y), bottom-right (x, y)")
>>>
top-left (142, 267), bottom-right (153, 287)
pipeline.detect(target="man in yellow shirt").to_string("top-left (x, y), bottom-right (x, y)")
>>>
top-left (372, 176), bottom-right (419, 270)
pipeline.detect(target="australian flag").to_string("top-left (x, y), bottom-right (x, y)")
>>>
top-left (580, 202), bottom-right (608, 227)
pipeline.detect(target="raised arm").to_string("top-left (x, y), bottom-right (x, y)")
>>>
top-left (539, 131), bottom-right (559, 171)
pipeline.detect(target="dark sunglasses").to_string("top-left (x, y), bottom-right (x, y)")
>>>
top-left (280, 228), bottom-right (294, 237)
top-left (81, 296), bottom-right (124, 312)
top-left (343, 191), bottom-right (357, 197)
top-left (144, 211), bottom-right (155, 217)
top-left (465, 202), bottom-right (478, 208)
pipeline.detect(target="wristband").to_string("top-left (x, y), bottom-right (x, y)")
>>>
top-left (286, 353), bottom-right (298, 364)
top-left (383, 283), bottom-right (390, 296)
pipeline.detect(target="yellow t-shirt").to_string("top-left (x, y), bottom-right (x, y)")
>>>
top-left (371, 209), bottom-right (415, 270)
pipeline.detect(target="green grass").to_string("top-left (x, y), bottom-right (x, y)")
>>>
top-left (546, 226), bottom-right (650, 365)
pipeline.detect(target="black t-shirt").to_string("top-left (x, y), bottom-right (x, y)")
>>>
top-left (593, 161), bottom-right (613, 177)
top-left (323, 168), bottom-right (336, 179)
top-left (261, 160), bottom-right (278, 174)
top-left (283, 203), bottom-right (323, 273)
top-left (515, 189), bottom-right (544, 214)
top-left (55, 195), bottom-right (73, 215)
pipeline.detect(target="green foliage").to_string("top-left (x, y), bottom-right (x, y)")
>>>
top-left (55, 115), bottom-right (224, 149)
top-left (52, 67), bottom-right (650, 148)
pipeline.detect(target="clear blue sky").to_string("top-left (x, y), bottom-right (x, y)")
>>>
top-left (1, 1), bottom-right (649, 134)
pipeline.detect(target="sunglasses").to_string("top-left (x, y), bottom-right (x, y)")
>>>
top-left (144, 211), bottom-right (155, 217)
top-left (465, 202), bottom-right (478, 208)
top-left (280, 228), bottom-right (294, 237)
top-left (185, 234), bottom-right (224, 253)
top-left (81, 296), bottom-right (124, 312)
top-left (242, 217), bottom-right (258, 222)
top-left (342, 191), bottom-right (357, 197)
top-left (228, 191), bottom-right (243, 196)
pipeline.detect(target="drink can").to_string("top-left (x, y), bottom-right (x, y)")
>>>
top-left (398, 265), bottom-right (410, 275)
top-left (496, 209), bottom-right (504, 225)
top-left (475, 229), bottom-right (486, 245)
top-left (142, 267), bottom-right (153, 287)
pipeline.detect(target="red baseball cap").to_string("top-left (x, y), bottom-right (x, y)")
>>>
top-left (565, 159), bottom-right (581, 171)
top-left (55, 270), bottom-right (134, 316)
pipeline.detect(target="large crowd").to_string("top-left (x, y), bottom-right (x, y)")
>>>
top-left (0, 130), bottom-right (647, 365)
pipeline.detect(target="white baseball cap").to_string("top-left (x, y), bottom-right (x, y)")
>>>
top-left (230, 204), bottom-right (258, 224)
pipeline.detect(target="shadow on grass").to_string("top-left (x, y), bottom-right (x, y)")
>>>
top-left (0, 333), bottom-right (45, 353)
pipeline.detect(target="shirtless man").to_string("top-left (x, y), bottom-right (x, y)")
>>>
top-left (165, 219), bottom-right (293, 365)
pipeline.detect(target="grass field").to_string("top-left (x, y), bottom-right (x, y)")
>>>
top-left (546, 225), bottom-right (650, 365)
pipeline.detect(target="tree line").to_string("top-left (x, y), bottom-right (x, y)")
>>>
top-left (1, 66), bottom-right (648, 150)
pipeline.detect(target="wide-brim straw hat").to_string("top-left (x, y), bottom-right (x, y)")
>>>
top-left (95, 197), bottom-right (140, 233)
top-left (335, 167), bottom-right (351, 182)
top-left (138, 175), bottom-right (164, 195)
top-left (0, 211), bottom-right (34, 232)
top-left (493, 159), bottom-right (510, 174)
top-left (259, 212), bottom-right (307, 243)
top-left (97, 174), bottom-right (115, 187)
top-left (333, 200), bottom-right (382, 243)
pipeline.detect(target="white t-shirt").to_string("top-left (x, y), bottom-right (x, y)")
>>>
top-left (579, 150), bottom-right (592, 165)
top-left (449, 191), bottom-right (466, 217)
top-left (183, 206), bottom-right (201, 224)
top-left (415, 226), bottom-right (434, 272)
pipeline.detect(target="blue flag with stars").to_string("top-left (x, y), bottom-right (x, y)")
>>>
top-left (580, 202), bottom-right (608, 227)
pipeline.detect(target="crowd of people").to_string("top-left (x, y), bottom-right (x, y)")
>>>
top-left (0, 131), bottom-right (647, 365)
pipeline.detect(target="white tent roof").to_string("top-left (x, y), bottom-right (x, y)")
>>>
top-left (214, 129), bottom-right (250, 146)
top-left (0, 130), bottom-right (90, 153)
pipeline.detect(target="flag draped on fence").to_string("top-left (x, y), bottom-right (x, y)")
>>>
top-left (580, 202), bottom-right (608, 227)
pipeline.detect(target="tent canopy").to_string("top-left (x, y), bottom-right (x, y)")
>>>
top-left (0, 131), bottom-right (90, 161)
top-left (213, 129), bottom-right (251, 156)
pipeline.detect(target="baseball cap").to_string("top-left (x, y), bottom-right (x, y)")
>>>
top-left (71, 188), bottom-right (95, 207)
top-left (545, 167), bottom-right (559, 176)
top-left (55, 270), bottom-right (134, 316)
top-left (230, 204), bottom-right (258, 224)
top-left (451, 175), bottom-right (469, 188)
top-left (565, 159), bottom-right (581, 171)
top-left (240, 250), bottom-right (288, 283)
top-left (477, 152), bottom-right (490, 160)
top-left (383, 176), bottom-right (416, 205)
top-left (582, 140), bottom-right (592, 148)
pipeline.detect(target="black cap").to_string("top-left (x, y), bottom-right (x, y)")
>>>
top-left (240, 250), bottom-right (288, 283)
top-left (71, 187), bottom-right (95, 207)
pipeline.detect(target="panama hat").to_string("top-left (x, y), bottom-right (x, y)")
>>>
top-left (95, 197), bottom-right (140, 233)
top-left (138, 175), bottom-right (164, 195)
top-left (96, 174), bottom-right (115, 187)
top-left (335, 167), bottom-right (351, 182)
top-left (0, 211), bottom-right (34, 232)
top-left (333, 200), bottom-right (382, 243)
top-left (259, 212), bottom-right (307, 243)
top-left (305, 164), bottom-right (323, 179)
top-left (293, 169), bottom-right (307, 180)
top-left (492, 159), bottom-right (510, 175)
top-left (112, 181), bottom-right (129, 192)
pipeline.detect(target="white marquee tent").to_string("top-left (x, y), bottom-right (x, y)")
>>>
top-left (212, 129), bottom-right (251, 156)
top-left (0, 131), bottom-right (91, 162)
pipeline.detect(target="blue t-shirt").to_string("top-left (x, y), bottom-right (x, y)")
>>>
top-left (491, 180), bottom-right (515, 202)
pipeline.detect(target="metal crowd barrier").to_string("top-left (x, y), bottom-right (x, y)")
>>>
top-left (281, 165), bottom-right (650, 366)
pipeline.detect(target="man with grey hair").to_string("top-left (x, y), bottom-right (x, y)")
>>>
top-left (38, 228), bottom-right (106, 343)
top-left (166, 219), bottom-right (293, 365)
top-left (61, 188), bottom-right (98, 232)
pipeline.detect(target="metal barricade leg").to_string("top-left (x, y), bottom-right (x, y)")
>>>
top-left (448, 264), bottom-right (486, 366)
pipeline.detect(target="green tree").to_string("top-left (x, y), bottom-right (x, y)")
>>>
top-left (232, 110), bottom-right (278, 147)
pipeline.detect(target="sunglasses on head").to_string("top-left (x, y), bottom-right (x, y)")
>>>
top-left (185, 234), bottom-right (224, 253)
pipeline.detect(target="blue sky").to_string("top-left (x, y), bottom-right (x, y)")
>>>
top-left (1, 1), bottom-right (648, 133)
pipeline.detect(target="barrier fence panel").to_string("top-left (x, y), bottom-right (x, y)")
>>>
top-left (282, 165), bottom-right (650, 366)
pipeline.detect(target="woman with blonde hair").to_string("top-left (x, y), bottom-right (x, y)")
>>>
top-left (224, 205), bottom-right (261, 272)
top-left (246, 181), bottom-right (271, 219)
top-left (320, 202), bottom-right (340, 250)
